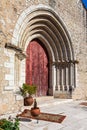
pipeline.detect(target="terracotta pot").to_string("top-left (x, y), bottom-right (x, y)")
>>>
top-left (31, 107), bottom-right (40, 117)
top-left (24, 96), bottom-right (33, 106)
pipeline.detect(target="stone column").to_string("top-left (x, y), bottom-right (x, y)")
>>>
top-left (68, 63), bottom-right (72, 94)
top-left (57, 67), bottom-right (60, 91)
top-left (48, 63), bottom-right (53, 95)
top-left (62, 67), bottom-right (64, 91)
top-left (66, 66), bottom-right (69, 91)
top-left (74, 63), bottom-right (76, 88)
top-left (55, 66), bottom-right (58, 91)
top-left (70, 63), bottom-right (74, 89)
top-left (59, 66), bottom-right (62, 91)
top-left (63, 67), bottom-right (66, 91)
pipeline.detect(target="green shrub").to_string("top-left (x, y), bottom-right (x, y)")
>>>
top-left (20, 83), bottom-right (37, 97)
top-left (0, 118), bottom-right (20, 130)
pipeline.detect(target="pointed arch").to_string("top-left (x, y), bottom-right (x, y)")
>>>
top-left (12, 5), bottom-right (75, 97)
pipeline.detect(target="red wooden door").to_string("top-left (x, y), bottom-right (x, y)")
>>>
top-left (26, 41), bottom-right (48, 96)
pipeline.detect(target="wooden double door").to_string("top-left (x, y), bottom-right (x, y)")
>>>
top-left (26, 40), bottom-right (48, 96)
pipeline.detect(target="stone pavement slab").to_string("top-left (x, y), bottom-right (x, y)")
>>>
top-left (19, 99), bottom-right (87, 130)
top-left (0, 98), bottom-right (87, 130)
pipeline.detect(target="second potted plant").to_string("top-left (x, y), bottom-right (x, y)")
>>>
top-left (19, 83), bottom-right (37, 106)
top-left (31, 98), bottom-right (40, 117)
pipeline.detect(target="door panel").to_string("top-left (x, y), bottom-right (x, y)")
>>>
top-left (26, 41), bottom-right (48, 96)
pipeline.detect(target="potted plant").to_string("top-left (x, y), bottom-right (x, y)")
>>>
top-left (31, 99), bottom-right (40, 117)
top-left (19, 83), bottom-right (37, 106)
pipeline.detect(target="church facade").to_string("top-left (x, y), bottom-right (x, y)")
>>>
top-left (0, 0), bottom-right (87, 114)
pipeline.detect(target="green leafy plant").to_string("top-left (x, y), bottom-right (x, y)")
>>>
top-left (19, 83), bottom-right (37, 97)
top-left (0, 118), bottom-right (20, 130)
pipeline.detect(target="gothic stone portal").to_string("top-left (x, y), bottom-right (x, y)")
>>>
top-left (26, 40), bottom-right (48, 96)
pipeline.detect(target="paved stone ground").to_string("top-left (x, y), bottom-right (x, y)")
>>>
top-left (0, 97), bottom-right (87, 130)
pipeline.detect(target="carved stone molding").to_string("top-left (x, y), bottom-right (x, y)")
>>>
top-left (5, 43), bottom-right (26, 60)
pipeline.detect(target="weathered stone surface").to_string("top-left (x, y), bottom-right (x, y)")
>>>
top-left (0, 0), bottom-right (87, 114)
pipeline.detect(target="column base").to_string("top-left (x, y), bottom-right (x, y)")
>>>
top-left (54, 91), bottom-right (72, 99)
top-left (47, 88), bottom-right (53, 96)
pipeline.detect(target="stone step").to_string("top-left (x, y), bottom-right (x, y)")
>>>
top-left (20, 96), bottom-right (73, 111)
top-left (37, 96), bottom-right (73, 108)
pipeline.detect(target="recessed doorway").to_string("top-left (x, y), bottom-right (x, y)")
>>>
top-left (26, 40), bottom-right (48, 96)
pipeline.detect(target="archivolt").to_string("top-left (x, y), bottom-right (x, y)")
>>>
top-left (12, 5), bottom-right (74, 63)
top-left (12, 5), bottom-right (77, 96)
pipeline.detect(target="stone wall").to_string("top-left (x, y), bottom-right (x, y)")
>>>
top-left (0, 0), bottom-right (87, 114)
